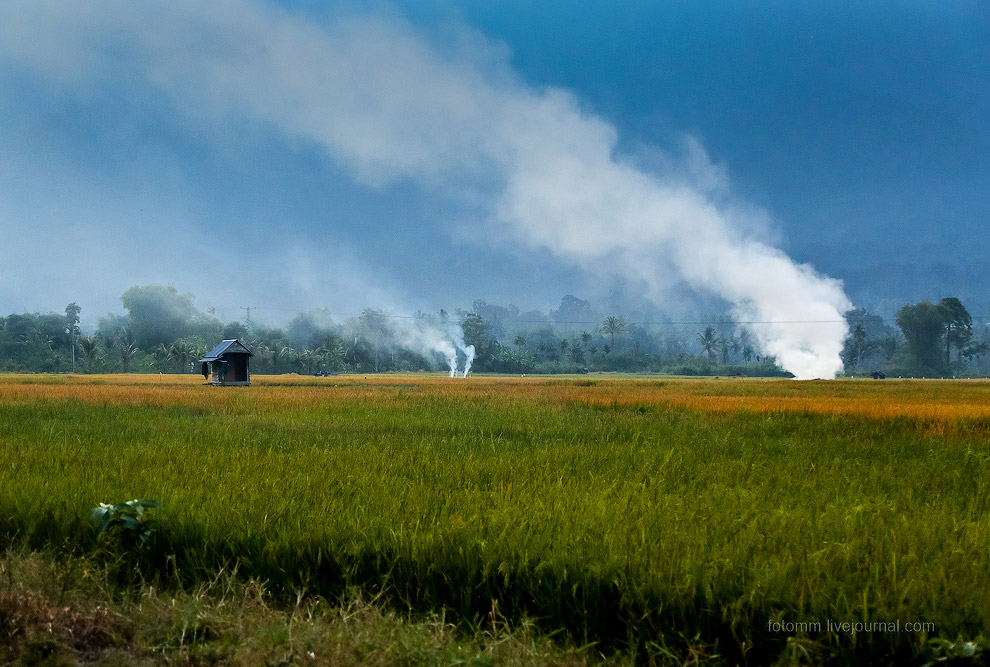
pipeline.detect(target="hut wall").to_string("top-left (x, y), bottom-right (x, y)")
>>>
top-left (204, 351), bottom-right (251, 386)
top-left (219, 355), bottom-right (249, 385)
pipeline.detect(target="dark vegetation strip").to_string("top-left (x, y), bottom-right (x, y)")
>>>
top-left (1, 546), bottom-right (606, 665)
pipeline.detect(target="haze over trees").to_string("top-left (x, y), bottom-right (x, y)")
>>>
top-left (891, 298), bottom-right (987, 377)
top-left (1, 286), bottom-right (988, 377)
top-left (841, 299), bottom-right (989, 377)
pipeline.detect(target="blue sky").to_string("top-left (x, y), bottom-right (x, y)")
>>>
top-left (451, 1), bottom-right (990, 312)
top-left (1, 0), bottom-right (987, 338)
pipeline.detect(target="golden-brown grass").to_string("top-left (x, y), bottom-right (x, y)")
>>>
top-left (4, 373), bottom-right (988, 424)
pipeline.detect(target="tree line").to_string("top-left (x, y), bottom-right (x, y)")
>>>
top-left (842, 298), bottom-right (989, 378)
top-left (1, 285), bottom-right (988, 377)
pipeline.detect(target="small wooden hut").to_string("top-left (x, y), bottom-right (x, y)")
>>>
top-left (200, 339), bottom-right (253, 386)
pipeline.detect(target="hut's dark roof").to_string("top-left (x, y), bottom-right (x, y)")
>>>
top-left (200, 339), bottom-right (253, 362)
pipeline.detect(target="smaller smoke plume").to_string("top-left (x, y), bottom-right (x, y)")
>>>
top-left (435, 339), bottom-right (458, 377)
top-left (398, 319), bottom-right (474, 377)
top-left (460, 344), bottom-right (476, 377)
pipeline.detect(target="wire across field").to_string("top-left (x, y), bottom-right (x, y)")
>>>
top-left (2, 373), bottom-right (989, 663)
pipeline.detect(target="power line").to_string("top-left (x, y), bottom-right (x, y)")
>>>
top-left (242, 306), bottom-right (990, 328)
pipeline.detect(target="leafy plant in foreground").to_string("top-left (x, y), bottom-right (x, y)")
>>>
top-left (923, 637), bottom-right (983, 666)
top-left (91, 498), bottom-right (163, 548)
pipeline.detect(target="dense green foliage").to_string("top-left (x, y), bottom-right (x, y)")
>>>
top-left (845, 300), bottom-right (990, 377)
top-left (2, 375), bottom-right (989, 664)
top-left (887, 299), bottom-right (989, 377)
top-left (0, 289), bottom-right (791, 376)
top-left (2, 285), bottom-right (989, 378)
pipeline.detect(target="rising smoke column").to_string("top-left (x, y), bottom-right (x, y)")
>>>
top-left (459, 344), bottom-right (476, 377)
top-left (0, 1), bottom-right (852, 377)
top-left (398, 320), bottom-right (474, 377)
top-left (437, 339), bottom-right (458, 378)
top-left (449, 328), bottom-right (476, 377)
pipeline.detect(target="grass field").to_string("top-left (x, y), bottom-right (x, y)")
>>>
top-left (2, 373), bottom-right (990, 664)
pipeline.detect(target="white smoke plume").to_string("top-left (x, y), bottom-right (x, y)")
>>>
top-left (0, 1), bottom-right (852, 378)
top-left (459, 343), bottom-right (477, 378)
top-left (397, 320), bottom-right (473, 378)
top-left (439, 341), bottom-right (458, 378)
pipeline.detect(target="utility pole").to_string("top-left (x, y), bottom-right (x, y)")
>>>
top-left (240, 306), bottom-right (255, 335)
top-left (65, 302), bottom-right (80, 374)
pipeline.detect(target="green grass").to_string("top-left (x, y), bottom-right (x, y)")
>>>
top-left (1, 547), bottom-right (604, 665)
top-left (2, 375), bottom-right (990, 664)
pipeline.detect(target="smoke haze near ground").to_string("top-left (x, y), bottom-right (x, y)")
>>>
top-left (398, 320), bottom-right (474, 378)
top-left (0, 0), bottom-right (852, 378)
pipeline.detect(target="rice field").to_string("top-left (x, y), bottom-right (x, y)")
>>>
top-left (2, 373), bottom-right (990, 664)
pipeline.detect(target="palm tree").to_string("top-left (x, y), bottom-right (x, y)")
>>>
top-left (270, 344), bottom-right (293, 373)
top-left (299, 349), bottom-right (318, 374)
top-left (170, 340), bottom-right (198, 373)
top-left (737, 328), bottom-right (755, 363)
top-left (729, 336), bottom-right (741, 360)
top-left (119, 340), bottom-right (137, 372)
top-left (698, 327), bottom-right (718, 360)
top-left (322, 340), bottom-right (346, 372)
top-left (116, 329), bottom-right (138, 373)
top-left (851, 325), bottom-right (868, 370)
top-left (79, 335), bottom-right (101, 372)
top-left (569, 343), bottom-right (585, 364)
top-left (717, 338), bottom-right (730, 364)
top-left (253, 343), bottom-right (273, 373)
top-left (152, 344), bottom-right (173, 372)
top-left (600, 316), bottom-right (626, 349)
